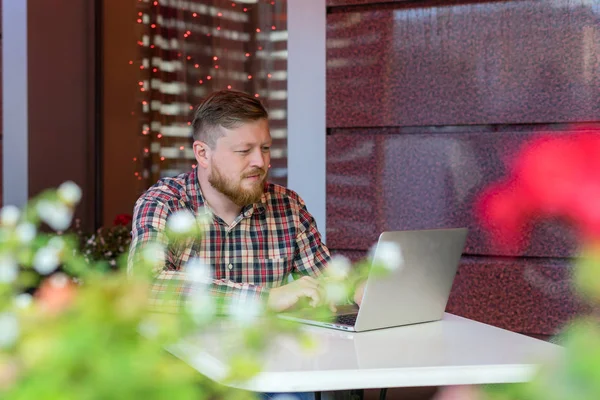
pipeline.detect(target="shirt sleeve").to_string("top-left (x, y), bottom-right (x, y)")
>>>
top-left (292, 205), bottom-right (331, 278)
top-left (128, 195), bottom-right (269, 313)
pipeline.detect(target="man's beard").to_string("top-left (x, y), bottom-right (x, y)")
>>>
top-left (209, 164), bottom-right (266, 206)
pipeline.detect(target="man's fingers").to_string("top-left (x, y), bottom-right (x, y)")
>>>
top-left (299, 286), bottom-right (321, 308)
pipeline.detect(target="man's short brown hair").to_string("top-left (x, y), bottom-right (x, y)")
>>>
top-left (191, 90), bottom-right (268, 148)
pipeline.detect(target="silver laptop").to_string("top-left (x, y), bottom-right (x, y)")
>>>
top-left (281, 228), bottom-right (468, 332)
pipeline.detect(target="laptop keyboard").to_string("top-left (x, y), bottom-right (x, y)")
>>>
top-left (335, 313), bottom-right (358, 326)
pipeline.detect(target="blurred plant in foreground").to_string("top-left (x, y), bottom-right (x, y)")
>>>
top-left (436, 130), bottom-right (600, 400)
top-left (71, 213), bottom-right (133, 272)
top-left (0, 182), bottom-right (390, 399)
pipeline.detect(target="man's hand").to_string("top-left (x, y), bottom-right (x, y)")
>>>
top-left (267, 276), bottom-right (323, 312)
top-left (353, 280), bottom-right (366, 307)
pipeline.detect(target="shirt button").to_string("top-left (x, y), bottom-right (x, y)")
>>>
top-left (228, 263), bottom-right (233, 270)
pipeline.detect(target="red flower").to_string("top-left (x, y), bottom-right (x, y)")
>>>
top-left (478, 130), bottom-right (600, 247)
top-left (476, 179), bottom-right (533, 252)
top-left (113, 214), bottom-right (133, 227)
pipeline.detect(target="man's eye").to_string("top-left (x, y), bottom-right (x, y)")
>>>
top-left (236, 150), bottom-right (250, 154)
top-left (262, 146), bottom-right (271, 152)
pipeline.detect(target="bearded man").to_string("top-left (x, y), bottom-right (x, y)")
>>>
top-left (128, 90), bottom-right (332, 314)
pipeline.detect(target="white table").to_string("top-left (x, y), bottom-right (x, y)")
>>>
top-left (168, 313), bottom-right (563, 393)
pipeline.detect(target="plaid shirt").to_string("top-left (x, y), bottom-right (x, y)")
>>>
top-left (128, 168), bottom-right (330, 310)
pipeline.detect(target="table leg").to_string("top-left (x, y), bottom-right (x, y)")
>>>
top-left (315, 392), bottom-right (321, 400)
top-left (379, 388), bottom-right (388, 400)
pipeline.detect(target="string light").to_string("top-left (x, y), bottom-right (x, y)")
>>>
top-left (131, 0), bottom-right (282, 187)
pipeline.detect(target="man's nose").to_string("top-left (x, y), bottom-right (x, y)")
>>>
top-left (250, 148), bottom-right (266, 169)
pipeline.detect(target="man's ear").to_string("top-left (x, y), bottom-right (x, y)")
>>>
top-left (193, 140), bottom-right (210, 168)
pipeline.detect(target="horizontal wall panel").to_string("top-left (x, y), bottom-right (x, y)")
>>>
top-left (326, 130), bottom-right (583, 257)
top-left (327, 0), bottom-right (413, 6)
top-left (327, 1), bottom-right (600, 127)
top-left (447, 256), bottom-right (583, 335)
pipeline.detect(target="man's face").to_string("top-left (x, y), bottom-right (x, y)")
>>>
top-left (208, 119), bottom-right (271, 206)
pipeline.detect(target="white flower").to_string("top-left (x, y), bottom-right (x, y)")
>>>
top-left (186, 291), bottom-right (215, 324)
top-left (326, 255), bottom-right (352, 279)
top-left (15, 223), bottom-right (36, 244)
top-left (57, 181), bottom-right (82, 205)
top-left (370, 242), bottom-right (404, 272)
top-left (0, 205), bottom-right (20, 227)
top-left (0, 255), bottom-right (18, 284)
top-left (184, 258), bottom-right (211, 284)
top-left (0, 313), bottom-right (19, 348)
top-left (227, 297), bottom-right (263, 325)
top-left (33, 246), bottom-right (61, 275)
top-left (141, 242), bottom-right (165, 265)
top-left (48, 273), bottom-right (69, 288)
top-left (196, 207), bottom-right (213, 227)
top-left (138, 319), bottom-right (159, 339)
top-left (325, 281), bottom-right (347, 304)
top-left (14, 293), bottom-right (33, 309)
top-left (48, 236), bottom-right (66, 251)
top-left (36, 200), bottom-right (73, 231)
top-left (167, 210), bottom-right (196, 234)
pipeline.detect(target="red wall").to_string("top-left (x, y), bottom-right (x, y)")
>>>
top-left (325, 0), bottom-right (600, 336)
